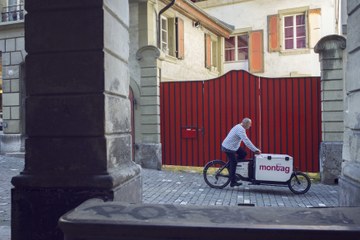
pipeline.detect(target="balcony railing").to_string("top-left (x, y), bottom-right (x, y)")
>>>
top-left (1, 4), bottom-right (24, 23)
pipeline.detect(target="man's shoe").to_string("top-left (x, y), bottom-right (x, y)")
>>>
top-left (230, 181), bottom-right (242, 187)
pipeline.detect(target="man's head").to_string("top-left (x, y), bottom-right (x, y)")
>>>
top-left (241, 118), bottom-right (252, 129)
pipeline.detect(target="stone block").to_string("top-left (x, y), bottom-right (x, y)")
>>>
top-left (2, 65), bottom-right (19, 79)
top-left (322, 132), bottom-right (343, 142)
top-left (26, 95), bottom-right (105, 136)
top-left (322, 121), bottom-right (344, 132)
top-left (106, 134), bottom-right (132, 168)
top-left (104, 9), bottom-right (129, 62)
top-left (141, 96), bottom-right (160, 106)
top-left (2, 80), bottom-right (11, 93)
top-left (104, 52), bottom-right (129, 97)
top-left (15, 37), bottom-right (24, 51)
top-left (347, 6), bottom-right (360, 53)
top-left (2, 107), bottom-right (10, 119)
top-left (141, 105), bottom-right (159, 115)
top-left (26, 52), bottom-right (105, 95)
top-left (11, 79), bottom-right (20, 92)
top-left (0, 40), bottom-right (5, 52)
top-left (339, 174), bottom-right (360, 207)
top-left (141, 86), bottom-right (159, 96)
top-left (136, 143), bottom-right (162, 169)
top-left (142, 133), bottom-right (161, 143)
top-left (0, 133), bottom-right (22, 153)
top-left (346, 51), bottom-right (360, 92)
top-left (2, 93), bottom-right (20, 106)
top-left (25, 137), bottom-right (107, 175)
top-left (320, 142), bottom-right (342, 184)
top-left (2, 52), bottom-right (11, 66)
top-left (342, 129), bottom-right (360, 162)
top-left (322, 101), bottom-right (343, 111)
top-left (322, 111), bottom-right (343, 122)
top-left (104, 0), bottom-right (129, 26)
top-left (25, 9), bottom-right (104, 53)
top-left (320, 59), bottom-right (344, 70)
top-left (141, 67), bottom-right (158, 78)
top-left (322, 90), bottom-right (344, 101)
top-left (321, 69), bottom-right (343, 80)
top-left (318, 48), bottom-right (344, 60)
top-left (141, 124), bottom-right (160, 134)
top-left (344, 93), bottom-right (360, 130)
top-left (2, 119), bottom-right (20, 133)
top-left (321, 80), bottom-right (343, 91)
top-left (5, 38), bottom-right (15, 52)
top-left (59, 200), bottom-right (360, 240)
top-left (105, 95), bottom-right (131, 134)
top-left (112, 174), bottom-right (142, 203)
top-left (11, 106), bottom-right (20, 119)
top-left (141, 115), bottom-right (160, 125)
top-left (11, 51), bottom-right (24, 65)
top-left (11, 186), bottom-right (113, 240)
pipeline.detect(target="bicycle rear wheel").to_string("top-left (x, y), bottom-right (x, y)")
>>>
top-left (288, 171), bottom-right (311, 194)
top-left (203, 160), bottom-right (230, 189)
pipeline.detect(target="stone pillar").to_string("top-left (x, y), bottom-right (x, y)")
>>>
top-left (339, 1), bottom-right (360, 206)
top-left (11, 1), bottom-right (141, 240)
top-left (136, 46), bottom-right (163, 170)
top-left (314, 35), bottom-right (346, 184)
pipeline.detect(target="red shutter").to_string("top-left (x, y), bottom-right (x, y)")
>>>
top-left (268, 14), bottom-right (280, 52)
top-left (249, 30), bottom-right (264, 73)
top-left (205, 34), bottom-right (211, 69)
top-left (176, 17), bottom-right (185, 59)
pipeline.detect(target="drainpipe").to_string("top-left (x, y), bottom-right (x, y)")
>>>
top-left (157, 0), bottom-right (176, 48)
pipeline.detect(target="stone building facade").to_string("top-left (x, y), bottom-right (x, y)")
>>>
top-left (0, 1), bottom-right (25, 155)
top-left (129, 0), bottom-right (232, 169)
top-left (339, 0), bottom-right (360, 206)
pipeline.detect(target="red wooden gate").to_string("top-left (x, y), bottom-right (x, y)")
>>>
top-left (160, 70), bottom-right (321, 172)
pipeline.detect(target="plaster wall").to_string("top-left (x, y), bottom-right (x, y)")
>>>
top-left (199, 0), bottom-right (339, 77)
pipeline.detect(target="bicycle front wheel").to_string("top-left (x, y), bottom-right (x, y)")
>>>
top-left (203, 160), bottom-right (230, 189)
top-left (288, 171), bottom-right (311, 194)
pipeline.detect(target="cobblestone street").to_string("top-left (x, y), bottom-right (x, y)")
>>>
top-left (1, 156), bottom-right (340, 239)
top-left (142, 168), bottom-right (339, 208)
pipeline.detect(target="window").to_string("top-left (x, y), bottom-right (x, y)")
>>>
top-left (161, 16), bottom-right (169, 54)
top-left (1, 0), bottom-right (24, 23)
top-left (225, 34), bottom-right (249, 62)
top-left (268, 8), bottom-right (320, 53)
top-left (205, 34), bottom-right (218, 70)
top-left (283, 14), bottom-right (306, 50)
top-left (160, 16), bottom-right (184, 59)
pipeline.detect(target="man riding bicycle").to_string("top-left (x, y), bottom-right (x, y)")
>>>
top-left (221, 118), bottom-right (261, 187)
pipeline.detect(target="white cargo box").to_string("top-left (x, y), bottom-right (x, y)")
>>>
top-left (255, 154), bottom-right (293, 182)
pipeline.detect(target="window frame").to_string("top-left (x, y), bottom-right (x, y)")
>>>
top-left (224, 33), bottom-right (249, 63)
top-left (160, 16), bottom-right (169, 54)
top-left (282, 13), bottom-right (307, 50)
top-left (278, 7), bottom-right (309, 52)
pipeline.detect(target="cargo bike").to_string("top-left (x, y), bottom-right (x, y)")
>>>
top-left (203, 154), bottom-right (311, 194)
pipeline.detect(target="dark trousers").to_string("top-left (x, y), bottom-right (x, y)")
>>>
top-left (223, 147), bottom-right (247, 183)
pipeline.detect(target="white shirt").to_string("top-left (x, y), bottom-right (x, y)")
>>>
top-left (222, 124), bottom-right (259, 152)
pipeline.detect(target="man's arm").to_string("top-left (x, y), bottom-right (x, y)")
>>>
top-left (238, 128), bottom-right (260, 152)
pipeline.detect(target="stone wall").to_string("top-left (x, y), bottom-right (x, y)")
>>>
top-left (0, 22), bottom-right (25, 154)
top-left (339, 0), bottom-right (360, 206)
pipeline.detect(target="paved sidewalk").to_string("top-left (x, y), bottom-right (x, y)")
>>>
top-left (143, 168), bottom-right (339, 207)
top-left (0, 156), bottom-right (340, 239)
